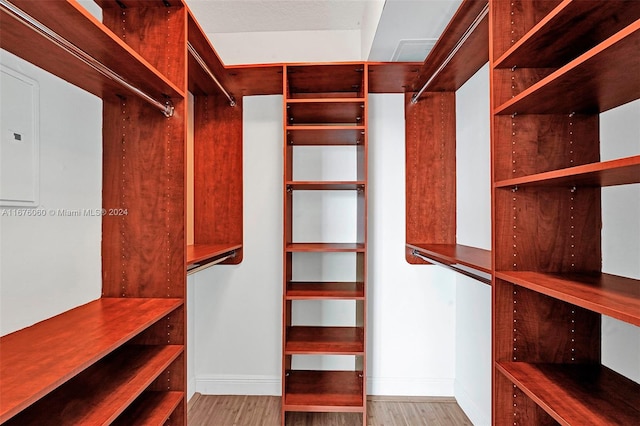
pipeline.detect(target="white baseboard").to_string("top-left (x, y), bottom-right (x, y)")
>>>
top-left (454, 379), bottom-right (490, 426)
top-left (367, 377), bottom-right (454, 397)
top-left (196, 374), bottom-right (281, 396)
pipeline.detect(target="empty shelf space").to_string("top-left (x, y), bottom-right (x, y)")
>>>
top-left (286, 127), bottom-right (365, 146)
top-left (286, 282), bottom-right (365, 300)
top-left (287, 64), bottom-right (365, 97)
top-left (112, 391), bottom-right (183, 426)
top-left (495, 21), bottom-right (640, 115)
top-left (495, 0), bottom-right (640, 68)
top-left (285, 326), bottom-right (364, 355)
top-left (496, 271), bottom-right (640, 326)
top-left (287, 101), bottom-right (365, 125)
top-left (286, 243), bottom-right (365, 253)
top-left (286, 181), bottom-right (365, 191)
top-left (496, 362), bottom-right (640, 425)
top-left (0, 297), bottom-right (183, 422)
top-left (186, 243), bottom-right (242, 267)
top-left (494, 155), bottom-right (640, 188)
top-left (3, 345), bottom-right (183, 425)
top-left (407, 243), bottom-right (492, 284)
top-left (283, 370), bottom-right (364, 412)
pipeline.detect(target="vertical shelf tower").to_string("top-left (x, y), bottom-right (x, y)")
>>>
top-left (282, 63), bottom-right (369, 425)
top-left (490, 0), bottom-right (640, 424)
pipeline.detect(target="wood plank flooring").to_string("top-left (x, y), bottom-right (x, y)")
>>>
top-left (188, 394), bottom-right (473, 425)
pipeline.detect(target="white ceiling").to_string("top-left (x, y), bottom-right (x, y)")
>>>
top-left (186, 0), bottom-right (462, 63)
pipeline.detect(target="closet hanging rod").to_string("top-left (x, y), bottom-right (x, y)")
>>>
top-left (187, 251), bottom-right (236, 275)
top-left (411, 249), bottom-right (491, 285)
top-left (410, 2), bottom-right (489, 104)
top-left (187, 42), bottom-right (236, 107)
top-left (0, 0), bottom-right (174, 117)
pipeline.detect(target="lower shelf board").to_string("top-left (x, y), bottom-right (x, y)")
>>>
top-left (286, 282), bottom-right (365, 300)
top-left (4, 345), bottom-right (183, 425)
top-left (284, 370), bottom-right (364, 412)
top-left (112, 391), bottom-right (183, 425)
top-left (285, 326), bottom-right (364, 355)
top-left (496, 361), bottom-right (640, 425)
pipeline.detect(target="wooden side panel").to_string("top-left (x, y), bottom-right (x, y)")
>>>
top-left (193, 95), bottom-right (243, 264)
top-left (405, 92), bottom-right (456, 263)
top-left (102, 95), bottom-right (186, 298)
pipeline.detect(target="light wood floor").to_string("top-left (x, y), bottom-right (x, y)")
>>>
top-left (187, 394), bottom-right (473, 425)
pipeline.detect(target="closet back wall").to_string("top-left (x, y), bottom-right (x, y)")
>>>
top-left (0, 50), bottom-right (102, 335)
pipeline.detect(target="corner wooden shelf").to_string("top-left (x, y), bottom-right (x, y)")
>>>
top-left (407, 243), bottom-right (492, 285)
top-left (287, 99), bottom-right (365, 126)
top-left (496, 362), bottom-right (640, 425)
top-left (494, 20), bottom-right (640, 115)
top-left (494, 155), bottom-right (640, 188)
top-left (286, 127), bottom-right (366, 145)
top-left (286, 243), bottom-right (365, 253)
top-left (285, 326), bottom-right (365, 355)
top-left (494, 0), bottom-right (640, 68)
top-left (495, 271), bottom-right (640, 326)
top-left (283, 371), bottom-right (364, 412)
top-left (286, 282), bottom-right (365, 300)
top-left (0, 298), bottom-right (183, 423)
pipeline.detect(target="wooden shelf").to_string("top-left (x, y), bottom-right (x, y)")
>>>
top-left (495, 0), bottom-right (640, 69)
top-left (0, 297), bottom-right (183, 423)
top-left (112, 391), bottom-right (184, 426)
top-left (495, 271), bottom-right (640, 326)
top-left (407, 243), bottom-right (492, 284)
top-left (495, 21), bottom-right (640, 115)
top-left (286, 181), bottom-right (365, 191)
top-left (494, 155), bottom-right (640, 188)
top-left (286, 243), bottom-right (365, 253)
top-left (283, 371), bottom-right (364, 412)
top-left (286, 282), bottom-right (365, 300)
top-left (496, 362), bottom-right (640, 425)
top-left (286, 64), bottom-right (365, 98)
top-left (0, 0), bottom-right (184, 102)
top-left (285, 327), bottom-right (364, 355)
top-left (186, 243), bottom-right (242, 267)
top-left (286, 127), bottom-right (365, 146)
top-left (287, 100), bottom-right (365, 125)
top-left (367, 62), bottom-right (421, 93)
top-left (4, 345), bottom-right (183, 425)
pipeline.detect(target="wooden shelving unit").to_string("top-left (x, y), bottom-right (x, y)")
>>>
top-left (404, 0), bottom-right (492, 279)
top-left (282, 63), bottom-right (368, 425)
top-left (490, 0), bottom-right (640, 424)
top-left (0, 1), bottom-right (246, 424)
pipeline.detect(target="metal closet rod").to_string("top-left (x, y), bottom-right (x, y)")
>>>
top-left (411, 2), bottom-right (489, 104)
top-left (411, 249), bottom-right (492, 285)
top-left (0, 0), bottom-right (175, 117)
top-left (187, 42), bottom-right (236, 107)
top-left (187, 251), bottom-right (236, 275)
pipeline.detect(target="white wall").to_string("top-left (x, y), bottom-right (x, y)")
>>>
top-left (454, 63), bottom-right (492, 426)
top-left (191, 93), bottom-right (458, 397)
top-left (0, 49), bottom-right (102, 336)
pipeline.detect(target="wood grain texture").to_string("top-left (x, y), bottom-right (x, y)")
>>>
top-left (287, 100), bottom-right (365, 125)
top-left (186, 243), bottom-right (242, 266)
top-left (407, 243), bottom-right (492, 274)
top-left (405, 92), bottom-right (456, 264)
top-left (286, 282), bottom-right (365, 300)
top-left (285, 327), bottom-right (365, 355)
top-left (0, 298), bottom-right (182, 423)
top-left (3, 345), bottom-right (182, 425)
top-left (188, 395), bottom-right (472, 426)
top-left (112, 391), bottom-right (183, 426)
top-left (193, 94), bottom-right (243, 264)
top-left (287, 64), bottom-right (365, 97)
top-left (367, 62), bottom-right (421, 93)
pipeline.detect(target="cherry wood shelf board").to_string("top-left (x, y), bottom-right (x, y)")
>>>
top-left (0, 298), bottom-right (183, 423)
top-left (495, 22), bottom-right (640, 115)
top-left (286, 243), bottom-right (365, 253)
top-left (287, 102), bottom-right (365, 126)
top-left (496, 271), bottom-right (640, 326)
top-left (496, 362), bottom-right (640, 425)
top-left (285, 326), bottom-right (365, 355)
top-left (412, 0), bottom-right (489, 92)
top-left (0, 0), bottom-right (184, 102)
top-left (286, 282), bottom-right (365, 300)
top-left (3, 345), bottom-right (183, 425)
top-left (367, 62), bottom-right (422, 93)
top-left (186, 243), bottom-right (242, 266)
top-left (111, 391), bottom-right (183, 426)
top-left (286, 181), bottom-right (366, 191)
top-left (494, 155), bottom-right (640, 188)
top-left (283, 370), bottom-right (364, 412)
top-left (286, 127), bottom-right (365, 146)
top-left (407, 243), bottom-right (492, 274)
top-left (286, 63), bottom-right (366, 97)
top-left (495, 0), bottom-right (640, 69)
